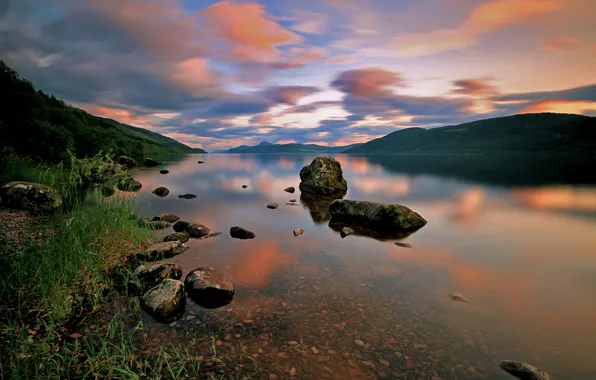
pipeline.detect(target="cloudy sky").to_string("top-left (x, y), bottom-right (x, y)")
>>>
top-left (1, 0), bottom-right (595, 151)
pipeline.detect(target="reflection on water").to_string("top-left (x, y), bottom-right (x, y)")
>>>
top-left (128, 154), bottom-right (596, 379)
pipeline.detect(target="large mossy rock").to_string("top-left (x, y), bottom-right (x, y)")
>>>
top-left (152, 187), bottom-right (170, 197)
top-left (185, 267), bottom-right (235, 309)
top-left (0, 181), bottom-right (62, 212)
top-left (329, 200), bottom-right (427, 237)
top-left (131, 262), bottom-right (182, 293)
top-left (117, 176), bottom-right (142, 192)
top-left (299, 156), bottom-right (348, 198)
top-left (186, 223), bottom-right (210, 238)
top-left (117, 156), bottom-right (137, 169)
top-left (499, 360), bottom-right (551, 380)
top-left (163, 231), bottom-right (190, 243)
top-left (140, 279), bottom-right (186, 323)
top-left (136, 241), bottom-right (189, 261)
top-left (144, 158), bottom-right (161, 167)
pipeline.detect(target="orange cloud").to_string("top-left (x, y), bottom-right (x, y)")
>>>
top-left (452, 78), bottom-right (498, 97)
top-left (167, 58), bottom-right (220, 96)
top-left (251, 113), bottom-right (273, 126)
top-left (331, 67), bottom-right (404, 97)
top-left (520, 100), bottom-right (596, 114)
top-left (366, 0), bottom-right (565, 58)
top-left (544, 37), bottom-right (582, 54)
top-left (202, 1), bottom-right (302, 64)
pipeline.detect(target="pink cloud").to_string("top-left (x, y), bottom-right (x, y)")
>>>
top-left (331, 67), bottom-right (404, 97)
top-left (270, 47), bottom-right (327, 69)
top-left (543, 37), bottom-right (582, 54)
top-left (452, 78), bottom-right (498, 97)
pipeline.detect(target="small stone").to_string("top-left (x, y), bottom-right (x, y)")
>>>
top-left (277, 352), bottom-right (288, 359)
top-left (379, 359), bottom-right (390, 367)
top-left (328, 349), bottom-right (336, 355)
top-left (266, 203), bottom-right (279, 209)
top-left (394, 242), bottom-right (412, 248)
top-left (242, 185), bottom-right (248, 189)
top-left (68, 333), bottom-right (82, 339)
top-left (284, 186), bottom-right (295, 193)
top-left (216, 341), bottom-right (223, 346)
top-left (197, 160), bottom-right (204, 164)
top-left (178, 194), bottom-right (197, 199)
top-left (362, 361), bottom-right (375, 368)
top-left (224, 334), bottom-right (231, 341)
top-left (293, 229), bottom-right (304, 237)
top-left (243, 319), bottom-right (254, 324)
top-left (269, 375), bottom-right (278, 380)
top-left (28, 329), bottom-right (37, 336)
top-left (289, 368), bottom-right (296, 376)
top-left (235, 334), bottom-right (241, 338)
top-left (186, 315), bottom-right (196, 321)
top-left (467, 367), bottom-right (476, 373)
top-left (354, 339), bottom-right (364, 346)
top-left (311, 347), bottom-right (320, 355)
top-left (288, 341), bottom-right (298, 345)
top-left (289, 199), bottom-right (297, 202)
top-left (340, 227), bottom-right (354, 238)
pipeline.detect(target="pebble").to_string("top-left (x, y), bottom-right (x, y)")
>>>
top-left (293, 228), bottom-right (304, 237)
top-left (289, 368), bottom-right (296, 376)
top-left (186, 315), bottom-right (196, 320)
top-left (288, 341), bottom-right (298, 345)
top-left (379, 359), bottom-right (390, 367)
top-left (269, 375), bottom-right (278, 380)
top-left (224, 334), bottom-right (231, 341)
top-left (467, 366), bottom-right (476, 373)
top-left (216, 341), bottom-right (223, 346)
top-left (277, 352), bottom-right (288, 359)
top-left (354, 339), bottom-right (364, 346)
top-left (311, 347), bottom-right (320, 355)
top-left (235, 334), bottom-right (241, 338)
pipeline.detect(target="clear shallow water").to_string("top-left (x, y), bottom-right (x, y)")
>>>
top-left (129, 154), bottom-right (596, 379)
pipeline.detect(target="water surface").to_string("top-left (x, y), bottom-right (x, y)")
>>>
top-left (129, 153), bottom-right (596, 379)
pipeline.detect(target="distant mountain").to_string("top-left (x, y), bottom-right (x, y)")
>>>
top-left (220, 142), bottom-right (362, 154)
top-left (0, 60), bottom-right (205, 164)
top-left (345, 113), bottom-right (596, 155)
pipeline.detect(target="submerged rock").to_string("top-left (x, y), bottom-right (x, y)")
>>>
top-left (152, 187), bottom-right (170, 197)
top-left (132, 262), bottom-right (182, 293)
top-left (293, 228), bottom-right (304, 237)
top-left (286, 203), bottom-right (299, 206)
top-left (394, 242), bottom-right (412, 248)
top-left (117, 176), bottom-right (142, 192)
top-left (266, 203), bottom-right (279, 209)
top-left (0, 181), bottom-right (63, 212)
top-left (197, 160), bottom-right (204, 164)
top-left (200, 232), bottom-right (222, 240)
top-left (173, 220), bottom-right (191, 232)
top-left (242, 185), bottom-right (248, 189)
top-left (136, 241), bottom-right (189, 261)
top-left (299, 156), bottom-right (348, 198)
top-left (329, 199), bottom-right (427, 236)
top-left (186, 223), bottom-right (210, 238)
top-left (154, 213), bottom-right (180, 223)
top-left (185, 267), bottom-right (235, 309)
top-left (117, 156), bottom-right (137, 168)
top-left (159, 169), bottom-right (169, 175)
top-left (499, 361), bottom-right (551, 380)
top-left (340, 227), bottom-right (354, 238)
top-left (284, 186), bottom-right (295, 193)
top-left (141, 279), bottom-right (186, 323)
top-left (144, 158), bottom-right (161, 167)
top-left (449, 292), bottom-right (471, 303)
top-left (178, 194), bottom-right (197, 199)
top-left (230, 226), bottom-right (255, 239)
top-left (163, 231), bottom-right (190, 243)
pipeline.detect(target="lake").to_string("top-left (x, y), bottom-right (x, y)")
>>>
top-left (128, 153), bottom-right (596, 379)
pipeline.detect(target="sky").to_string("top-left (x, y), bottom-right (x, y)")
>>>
top-left (1, 0), bottom-right (596, 152)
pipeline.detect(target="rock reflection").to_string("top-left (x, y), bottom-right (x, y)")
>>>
top-left (300, 194), bottom-right (338, 224)
top-left (328, 219), bottom-right (416, 241)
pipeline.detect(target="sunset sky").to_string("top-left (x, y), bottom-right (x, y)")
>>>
top-left (1, 0), bottom-right (595, 151)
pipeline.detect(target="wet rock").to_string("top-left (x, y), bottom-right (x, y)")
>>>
top-left (266, 203), bottom-right (279, 209)
top-left (499, 361), bottom-right (550, 380)
top-left (329, 199), bottom-right (427, 238)
top-left (154, 213), bottom-right (180, 223)
top-left (293, 229), bottom-right (304, 237)
top-left (159, 169), bottom-right (169, 175)
top-left (230, 226), bottom-right (256, 239)
top-left (138, 218), bottom-right (170, 230)
top-left (141, 279), bottom-right (186, 323)
top-left (132, 262), bottom-right (182, 293)
top-left (394, 242), bottom-right (412, 248)
top-left (340, 227), bottom-right (354, 238)
top-left (289, 199), bottom-right (297, 202)
top-left (117, 156), bottom-right (137, 168)
top-left (178, 194), bottom-right (197, 199)
top-left (0, 181), bottom-right (63, 212)
top-left (173, 220), bottom-right (191, 232)
top-left (163, 231), bottom-right (190, 243)
top-left (449, 292), bottom-right (471, 303)
top-left (117, 176), bottom-right (142, 192)
top-left (186, 223), bottom-right (210, 238)
top-left (242, 185), bottom-right (248, 189)
top-left (144, 158), bottom-right (161, 167)
top-left (355, 339), bottom-right (364, 347)
top-left (284, 186), bottom-right (295, 193)
top-left (152, 187), bottom-right (170, 197)
top-left (197, 160), bottom-right (204, 164)
top-left (185, 267), bottom-right (235, 309)
top-left (136, 241), bottom-right (189, 261)
top-left (299, 156), bottom-right (348, 198)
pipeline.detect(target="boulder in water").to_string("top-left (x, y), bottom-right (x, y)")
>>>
top-left (144, 158), bottom-right (161, 167)
top-left (159, 169), bottom-right (169, 175)
top-left (499, 360), bottom-right (551, 380)
top-left (163, 231), bottom-right (190, 243)
top-left (284, 186), bottom-right (295, 193)
top-left (0, 181), bottom-right (63, 212)
top-left (266, 203), bottom-right (279, 209)
top-left (230, 226), bottom-right (255, 239)
top-left (178, 194), bottom-right (197, 199)
top-left (173, 220), bottom-right (191, 232)
top-left (197, 160), bottom-right (204, 164)
top-left (329, 199), bottom-right (426, 236)
top-left (132, 262), bottom-right (182, 293)
top-left (185, 267), bottom-right (235, 308)
top-left (141, 279), bottom-right (186, 322)
top-left (242, 185), bottom-right (248, 189)
top-left (136, 241), bottom-right (189, 261)
top-left (117, 156), bottom-right (137, 168)
top-left (299, 156), bottom-right (348, 198)
top-left (152, 187), bottom-right (170, 197)
top-left (186, 223), bottom-right (210, 238)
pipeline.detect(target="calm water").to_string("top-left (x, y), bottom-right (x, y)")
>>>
top-left (128, 154), bottom-right (596, 379)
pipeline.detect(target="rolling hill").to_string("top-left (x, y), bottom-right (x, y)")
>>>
top-left (220, 141), bottom-right (361, 154)
top-left (0, 60), bottom-right (205, 164)
top-left (344, 113), bottom-right (596, 155)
